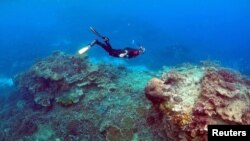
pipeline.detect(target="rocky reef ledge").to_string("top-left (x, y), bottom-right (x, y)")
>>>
top-left (14, 51), bottom-right (122, 107)
top-left (145, 64), bottom-right (250, 141)
top-left (1, 51), bottom-right (158, 141)
top-left (0, 51), bottom-right (249, 141)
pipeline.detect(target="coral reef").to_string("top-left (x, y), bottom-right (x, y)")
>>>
top-left (2, 51), bottom-right (249, 141)
top-left (14, 51), bottom-right (118, 107)
top-left (16, 120), bottom-right (38, 136)
top-left (145, 65), bottom-right (250, 140)
top-left (55, 87), bottom-right (84, 106)
top-left (0, 52), bottom-right (162, 141)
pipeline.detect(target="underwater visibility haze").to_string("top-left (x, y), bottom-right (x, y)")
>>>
top-left (0, 0), bottom-right (250, 75)
top-left (0, 0), bottom-right (250, 141)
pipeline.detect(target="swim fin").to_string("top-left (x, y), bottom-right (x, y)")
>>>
top-left (78, 45), bottom-right (91, 55)
top-left (89, 26), bottom-right (104, 38)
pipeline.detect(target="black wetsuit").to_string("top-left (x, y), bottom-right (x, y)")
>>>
top-left (95, 39), bottom-right (141, 58)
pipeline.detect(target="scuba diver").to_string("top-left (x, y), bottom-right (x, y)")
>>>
top-left (78, 27), bottom-right (145, 58)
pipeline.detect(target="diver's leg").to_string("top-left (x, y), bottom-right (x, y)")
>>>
top-left (89, 40), bottom-right (98, 46)
top-left (94, 39), bottom-right (113, 53)
top-left (104, 40), bottom-right (112, 49)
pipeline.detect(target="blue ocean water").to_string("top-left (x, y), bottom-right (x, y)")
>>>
top-left (0, 0), bottom-right (250, 76)
top-left (1, 1), bottom-right (250, 140)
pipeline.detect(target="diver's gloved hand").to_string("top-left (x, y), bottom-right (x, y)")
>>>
top-left (102, 36), bottom-right (109, 42)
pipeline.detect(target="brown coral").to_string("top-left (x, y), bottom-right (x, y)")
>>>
top-left (162, 71), bottom-right (183, 85)
top-left (145, 78), bottom-right (167, 104)
top-left (172, 112), bottom-right (192, 126)
top-left (145, 66), bottom-right (250, 141)
top-left (104, 125), bottom-right (134, 141)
